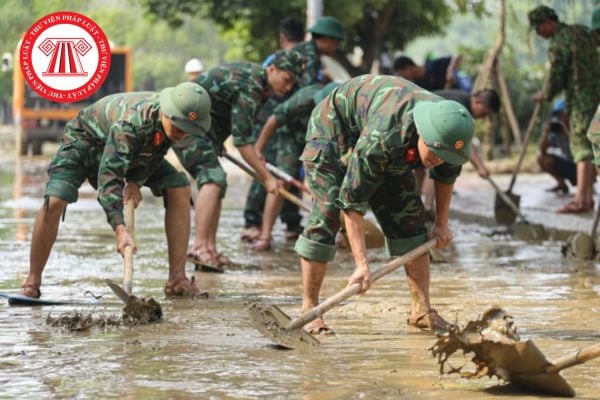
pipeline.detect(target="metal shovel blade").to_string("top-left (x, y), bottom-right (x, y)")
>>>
top-left (494, 191), bottom-right (520, 225)
top-left (514, 221), bottom-right (549, 242)
top-left (505, 341), bottom-right (575, 397)
top-left (105, 279), bottom-right (131, 303)
top-left (248, 302), bottom-right (320, 350)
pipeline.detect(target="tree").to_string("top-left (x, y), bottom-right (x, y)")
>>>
top-left (139, 0), bottom-right (486, 75)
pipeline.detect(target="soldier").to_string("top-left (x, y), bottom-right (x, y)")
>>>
top-left (295, 75), bottom-right (474, 334)
top-left (529, 5), bottom-right (600, 213)
top-left (393, 55), bottom-right (465, 92)
top-left (18, 82), bottom-right (211, 299)
top-left (293, 16), bottom-right (345, 85)
top-left (184, 58), bottom-right (204, 81)
top-left (416, 88), bottom-right (500, 217)
top-left (174, 50), bottom-right (304, 268)
top-left (241, 17), bottom-right (306, 243)
top-left (252, 82), bottom-right (340, 251)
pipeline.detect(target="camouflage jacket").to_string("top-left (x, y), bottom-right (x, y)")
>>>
top-left (292, 41), bottom-right (321, 86)
top-left (309, 74), bottom-right (461, 213)
top-left (70, 92), bottom-right (173, 229)
top-left (546, 23), bottom-right (600, 111)
top-left (273, 83), bottom-right (322, 142)
top-left (194, 63), bottom-right (270, 147)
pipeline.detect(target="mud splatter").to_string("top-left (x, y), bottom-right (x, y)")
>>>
top-left (46, 310), bottom-right (123, 331)
top-left (123, 296), bottom-right (162, 324)
top-left (429, 306), bottom-right (520, 380)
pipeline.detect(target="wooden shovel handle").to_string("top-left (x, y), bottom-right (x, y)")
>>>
top-left (508, 76), bottom-right (549, 192)
top-left (222, 152), bottom-right (312, 211)
top-left (285, 239), bottom-right (438, 331)
top-left (547, 343), bottom-right (600, 373)
top-left (123, 199), bottom-right (135, 295)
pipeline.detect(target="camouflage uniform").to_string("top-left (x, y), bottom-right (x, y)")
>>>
top-left (243, 96), bottom-right (302, 230)
top-left (587, 103), bottom-right (600, 166)
top-left (294, 75), bottom-right (462, 262)
top-left (172, 62), bottom-right (271, 196)
top-left (46, 92), bottom-right (189, 230)
top-left (544, 23), bottom-right (600, 162)
top-left (292, 41), bottom-right (321, 86)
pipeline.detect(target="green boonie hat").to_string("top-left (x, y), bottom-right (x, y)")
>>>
top-left (309, 16), bottom-right (345, 40)
top-left (159, 82), bottom-right (211, 136)
top-left (270, 49), bottom-right (305, 80)
top-left (528, 5), bottom-right (558, 28)
top-left (413, 100), bottom-right (474, 166)
top-left (312, 82), bottom-right (339, 104)
top-left (592, 8), bottom-right (600, 32)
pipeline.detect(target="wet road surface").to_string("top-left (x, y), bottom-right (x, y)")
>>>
top-left (1, 150), bottom-right (599, 399)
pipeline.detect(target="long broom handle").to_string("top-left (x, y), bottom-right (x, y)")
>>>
top-left (284, 239), bottom-right (438, 331)
top-left (547, 343), bottom-right (600, 373)
top-left (123, 199), bottom-right (135, 295)
top-left (222, 152), bottom-right (311, 212)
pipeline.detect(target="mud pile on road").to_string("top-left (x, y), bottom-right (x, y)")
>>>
top-left (45, 297), bottom-right (162, 331)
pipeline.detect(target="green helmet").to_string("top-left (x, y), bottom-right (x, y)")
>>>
top-left (413, 100), bottom-right (474, 165)
top-left (308, 16), bottom-right (345, 40)
top-left (528, 5), bottom-right (558, 29)
top-left (159, 82), bottom-right (211, 136)
top-left (592, 8), bottom-right (600, 32)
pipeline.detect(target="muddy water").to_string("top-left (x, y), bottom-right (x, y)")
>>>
top-left (1, 149), bottom-right (599, 399)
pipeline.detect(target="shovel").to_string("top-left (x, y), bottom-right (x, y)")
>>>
top-left (223, 152), bottom-right (385, 249)
top-left (482, 172), bottom-right (547, 241)
top-left (105, 200), bottom-right (162, 323)
top-left (504, 342), bottom-right (600, 397)
top-left (562, 201), bottom-right (600, 259)
top-left (431, 306), bottom-right (600, 397)
top-left (248, 239), bottom-right (437, 350)
top-left (495, 79), bottom-right (547, 225)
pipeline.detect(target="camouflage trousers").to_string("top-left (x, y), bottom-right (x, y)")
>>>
top-left (46, 132), bottom-right (188, 204)
top-left (294, 139), bottom-right (428, 263)
top-left (586, 103), bottom-right (600, 167)
top-left (171, 133), bottom-right (227, 197)
top-left (569, 102), bottom-right (598, 163)
top-left (243, 130), bottom-right (302, 230)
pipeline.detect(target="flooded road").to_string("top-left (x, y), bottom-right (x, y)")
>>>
top-left (1, 145), bottom-right (599, 399)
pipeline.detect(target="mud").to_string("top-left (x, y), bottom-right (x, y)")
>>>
top-left (123, 295), bottom-right (162, 324)
top-left (46, 310), bottom-right (123, 331)
top-left (1, 144), bottom-right (600, 398)
top-left (430, 306), bottom-right (521, 379)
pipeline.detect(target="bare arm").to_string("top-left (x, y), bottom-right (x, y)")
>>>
top-left (342, 209), bottom-right (371, 294)
top-left (432, 180), bottom-right (454, 249)
top-left (238, 144), bottom-right (280, 194)
top-left (254, 115), bottom-right (279, 157)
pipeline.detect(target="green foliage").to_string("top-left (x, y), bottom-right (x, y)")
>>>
top-left (138, 0), bottom-right (456, 72)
